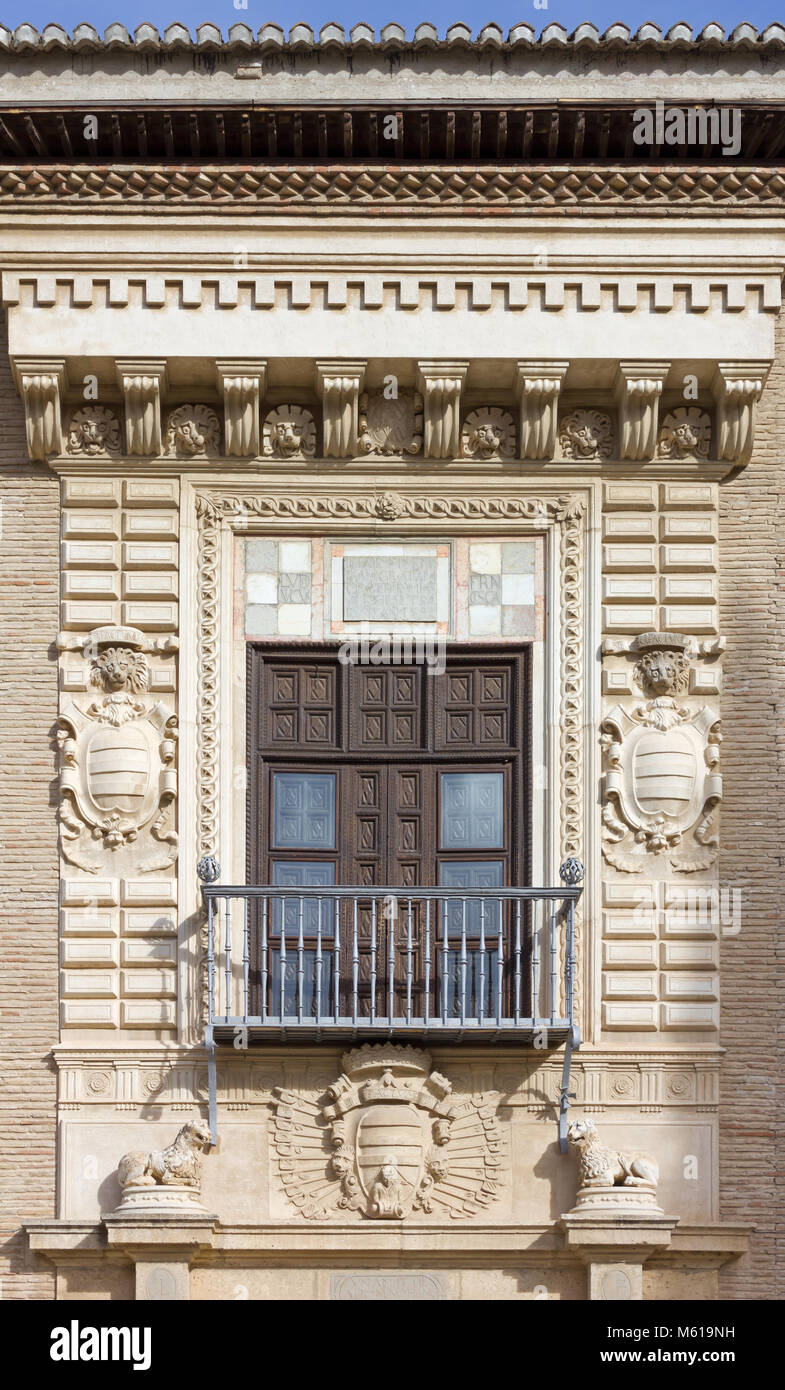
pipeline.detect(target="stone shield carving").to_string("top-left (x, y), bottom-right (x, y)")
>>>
top-left (271, 1045), bottom-right (504, 1221)
top-left (57, 626), bottom-right (178, 872)
top-left (358, 391), bottom-right (423, 456)
top-left (601, 633), bottom-right (721, 873)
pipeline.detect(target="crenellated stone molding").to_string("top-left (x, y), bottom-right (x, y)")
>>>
top-left (515, 361), bottom-right (568, 459)
top-left (315, 361), bottom-right (365, 457)
top-left (216, 359), bottom-right (266, 457)
top-left (116, 360), bottom-right (167, 456)
top-left (615, 363), bottom-right (669, 461)
top-left (417, 361), bottom-right (468, 458)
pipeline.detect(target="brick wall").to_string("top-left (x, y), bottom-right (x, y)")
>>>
top-left (718, 308), bottom-right (785, 1300)
top-left (0, 308), bottom-right (59, 1298)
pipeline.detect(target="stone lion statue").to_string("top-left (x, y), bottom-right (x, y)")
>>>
top-left (117, 1120), bottom-right (213, 1190)
top-left (567, 1118), bottom-right (659, 1189)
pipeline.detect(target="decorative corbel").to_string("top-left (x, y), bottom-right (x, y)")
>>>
top-left (514, 361), bottom-right (568, 459)
top-left (712, 361), bottom-right (770, 466)
top-left (116, 360), bottom-right (168, 456)
top-left (614, 363), bottom-right (670, 461)
top-left (216, 359), bottom-right (266, 457)
top-left (13, 358), bottom-right (66, 459)
top-left (416, 361), bottom-right (468, 459)
top-left (315, 361), bottom-right (366, 457)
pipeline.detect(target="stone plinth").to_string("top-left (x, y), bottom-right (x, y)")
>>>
top-left (114, 1183), bottom-right (209, 1215)
top-left (559, 1200), bottom-right (678, 1302)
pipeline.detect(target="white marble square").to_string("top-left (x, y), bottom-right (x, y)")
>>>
top-left (469, 604), bottom-right (501, 636)
top-left (501, 573), bottom-right (535, 606)
top-left (247, 572), bottom-right (277, 605)
top-left (469, 543), bottom-right (502, 575)
top-left (279, 541), bottom-right (311, 573)
top-left (278, 603), bottom-right (312, 635)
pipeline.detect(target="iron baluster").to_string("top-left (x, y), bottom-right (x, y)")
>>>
top-left (296, 895), bottom-right (305, 1024)
top-left (514, 897), bottom-right (522, 1025)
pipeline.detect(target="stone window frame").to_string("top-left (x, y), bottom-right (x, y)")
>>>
top-left (178, 483), bottom-right (596, 1046)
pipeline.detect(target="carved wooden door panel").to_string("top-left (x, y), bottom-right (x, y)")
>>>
top-left (247, 644), bottom-right (530, 1021)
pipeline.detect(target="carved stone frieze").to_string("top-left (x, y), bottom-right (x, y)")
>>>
top-left (57, 625), bottom-right (178, 874)
top-left (559, 408), bottom-right (614, 461)
top-left (712, 360), bottom-right (769, 465)
top-left (165, 403), bottom-right (221, 458)
top-left (271, 1046), bottom-right (504, 1221)
top-left (66, 405), bottom-right (122, 456)
top-left (657, 406), bottom-right (711, 460)
top-left (358, 390), bottom-right (423, 456)
top-left (515, 362), bottom-right (568, 459)
top-left (461, 407), bottom-right (516, 460)
top-left (15, 358), bottom-right (66, 459)
top-left (116, 361), bottom-right (167, 456)
top-left (6, 164), bottom-right (785, 211)
top-left (262, 405), bottom-right (317, 459)
top-left (600, 633), bottom-right (722, 874)
top-left (417, 362), bottom-right (468, 458)
top-left (615, 363), bottom-right (669, 460)
top-left (315, 361), bottom-right (365, 457)
top-left (216, 359), bottom-right (266, 457)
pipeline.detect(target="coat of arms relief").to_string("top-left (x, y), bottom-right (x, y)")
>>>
top-left (56, 625), bottom-right (178, 874)
top-left (600, 633), bottom-right (722, 874)
top-left (272, 1046), bottom-right (504, 1221)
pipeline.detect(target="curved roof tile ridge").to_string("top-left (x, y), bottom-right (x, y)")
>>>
top-left (0, 21), bottom-right (782, 50)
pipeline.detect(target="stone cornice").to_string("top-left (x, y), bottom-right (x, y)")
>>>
top-left (1, 165), bottom-right (785, 214)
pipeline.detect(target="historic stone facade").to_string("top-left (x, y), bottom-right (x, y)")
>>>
top-left (0, 24), bottom-right (783, 1301)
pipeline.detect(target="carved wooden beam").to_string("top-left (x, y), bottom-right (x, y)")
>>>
top-left (514, 361), bottom-right (568, 459)
top-left (315, 361), bottom-right (366, 457)
top-left (14, 357), bottom-right (66, 459)
top-left (116, 360), bottom-right (168, 456)
top-left (712, 360), bottom-right (770, 465)
top-left (216, 359), bottom-right (266, 457)
top-left (614, 362), bottom-right (670, 461)
top-left (416, 361), bottom-right (468, 459)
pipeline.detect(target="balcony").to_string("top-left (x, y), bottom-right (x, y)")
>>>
top-left (199, 866), bottom-right (582, 1047)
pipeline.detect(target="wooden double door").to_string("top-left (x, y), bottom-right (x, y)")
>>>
top-left (247, 645), bottom-right (531, 1018)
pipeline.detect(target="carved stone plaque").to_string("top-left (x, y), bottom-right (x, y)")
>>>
top-left (343, 556), bottom-right (438, 622)
top-left (330, 1272), bottom-right (448, 1300)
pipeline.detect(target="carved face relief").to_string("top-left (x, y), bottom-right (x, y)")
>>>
top-left (262, 406), bottom-right (317, 459)
top-left (358, 391), bottom-right (424, 456)
top-left (271, 1045), bottom-right (504, 1221)
top-left (657, 407), bottom-right (711, 460)
top-left (165, 404), bottom-right (221, 458)
top-left (634, 648), bottom-right (690, 699)
top-left (461, 408), bottom-right (516, 460)
top-left (90, 646), bottom-right (149, 695)
top-left (66, 406), bottom-right (122, 456)
top-left (558, 409), bottom-right (614, 461)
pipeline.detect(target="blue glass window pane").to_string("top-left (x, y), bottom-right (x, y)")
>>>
top-left (272, 772), bottom-right (336, 849)
top-left (271, 953), bottom-right (334, 1019)
top-left (271, 861), bottom-right (336, 936)
top-left (440, 860), bottom-right (504, 938)
top-left (440, 772), bottom-right (504, 849)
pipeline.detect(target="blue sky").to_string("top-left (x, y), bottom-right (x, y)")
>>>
top-left (0, 4), bottom-right (782, 38)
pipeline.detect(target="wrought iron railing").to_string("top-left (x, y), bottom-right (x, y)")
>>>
top-left (198, 861), bottom-right (583, 1045)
